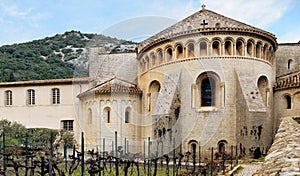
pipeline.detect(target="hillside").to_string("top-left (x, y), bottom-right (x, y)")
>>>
top-left (0, 31), bottom-right (137, 82)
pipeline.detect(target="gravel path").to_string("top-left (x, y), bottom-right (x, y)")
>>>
top-left (236, 164), bottom-right (261, 176)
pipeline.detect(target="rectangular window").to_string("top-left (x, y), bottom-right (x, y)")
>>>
top-left (62, 120), bottom-right (73, 131)
top-left (27, 89), bottom-right (35, 105)
top-left (5, 90), bottom-right (12, 106)
top-left (52, 88), bottom-right (60, 104)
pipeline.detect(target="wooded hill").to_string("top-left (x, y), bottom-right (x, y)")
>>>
top-left (0, 31), bottom-right (136, 82)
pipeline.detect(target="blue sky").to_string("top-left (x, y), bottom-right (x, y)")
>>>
top-left (0, 0), bottom-right (299, 45)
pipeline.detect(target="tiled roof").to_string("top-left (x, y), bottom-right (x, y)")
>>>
top-left (77, 78), bottom-right (142, 98)
top-left (94, 83), bottom-right (142, 95)
top-left (0, 77), bottom-right (89, 87)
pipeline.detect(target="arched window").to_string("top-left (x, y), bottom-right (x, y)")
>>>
top-left (236, 40), bottom-right (244, 56)
top-left (200, 41), bottom-right (207, 56)
top-left (284, 95), bottom-right (292, 109)
top-left (188, 140), bottom-right (198, 156)
top-left (187, 43), bottom-right (195, 58)
top-left (5, 90), bottom-right (12, 106)
top-left (256, 42), bottom-right (262, 58)
top-left (258, 76), bottom-right (269, 107)
top-left (225, 41), bottom-right (232, 56)
top-left (125, 107), bottom-right (130, 123)
top-left (88, 108), bottom-right (92, 125)
top-left (27, 89), bottom-right (35, 105)
top-left (262, 45), bottom-right (268, 60)
top-left (196, 72), bottom-right (221, 108)
top-left (52, 88), bottom-right (60, 104)
top-left (218, 140), bottom-right (228, 153)
top-left (166, 48), bottom-right (173, 61)
top-left (201, 77), bottom-right (216, 106)
top-left (157, 50), bottom-right (163, 64)
top-left (247, 41), bottom-right (253, 57)
top-left (288, 59), bottom-right (293, 70)
top-left (268, 47), bottom-right (273, 61)
top-left (212, 41), bottom-right (220, 56)
top-left (150, 53), bottom-right (156, 67)
top-left (148, 81), bottom-right (161, 112)
top-left (145, 56), bottom-right (149, 70)
top-left (176, 45), bottom-right (184, 59)
top-left (104, 107), bottom-right (111, 123)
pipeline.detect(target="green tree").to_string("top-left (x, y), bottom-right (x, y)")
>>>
top-left (0, 120), bottom-right (76, 150)
top-left (0, 119), bottom-right (26, 146)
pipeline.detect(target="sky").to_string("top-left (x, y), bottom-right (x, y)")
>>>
top-left (0, 0), bottom-right (299, 45)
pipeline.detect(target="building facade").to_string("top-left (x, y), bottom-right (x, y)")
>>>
top-left (0, 78), bottom-right (89, 141)
top-left (1, 7), bottom-right (300, 158)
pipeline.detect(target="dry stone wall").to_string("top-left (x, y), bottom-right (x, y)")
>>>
top-left (254, 116), bottom-right (300, 176)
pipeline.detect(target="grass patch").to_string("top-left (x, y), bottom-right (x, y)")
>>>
top-left (233, 166), bottom-right (244, 175)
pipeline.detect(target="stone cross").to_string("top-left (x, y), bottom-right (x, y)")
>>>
top-left (201, 20), bottom-right (208, 28)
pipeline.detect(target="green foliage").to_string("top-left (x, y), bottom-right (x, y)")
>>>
top-left (26, 128), bottom-right (59, 150)
top-left (0, 119), bottom-right (26, 146)
top-left (0, 119), bottom-right (76, 150)
top-left (0, 30), bottom-right (136, 82)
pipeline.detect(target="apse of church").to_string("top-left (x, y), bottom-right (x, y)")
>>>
top-left (78, 6), bottom-right (285, 157)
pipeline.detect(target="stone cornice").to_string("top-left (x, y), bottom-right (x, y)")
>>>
top-left (274, 71), bottom-right (300, 91)
top-left (139, 56), bottom-right (271, 76)
top-left (0, 77), bottom-right (89, 87)
top-left (137, 27), bottom-right (277, 58)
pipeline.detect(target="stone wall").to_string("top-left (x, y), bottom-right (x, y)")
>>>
top-left (254, 116), bottom-right (300, 176)
top-left (88, 47), bottom-right (137, 84)
top-left (276, 43), bottom-right (300, 76)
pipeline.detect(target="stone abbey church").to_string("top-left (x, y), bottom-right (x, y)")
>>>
top-left (0, 7), bottom-right (299, 158)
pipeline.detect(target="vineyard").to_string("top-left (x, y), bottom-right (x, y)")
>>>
top-left (0, 130), bottom-right (240, 176)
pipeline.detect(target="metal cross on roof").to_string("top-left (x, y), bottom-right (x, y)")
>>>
top-left (201, 20), bottom-right (208, 28)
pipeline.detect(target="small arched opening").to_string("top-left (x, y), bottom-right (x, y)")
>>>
top-left (150, 53), bottom-right (156, 67)
top-left (200, 41), bottom-right (208, 56)
top-left (284, 94), bottom-right (292, 109)
top-left (258, 76), bottom-right (269, 107)
top-left (187, 43), bottom-right (195, 58)
top-left (166, 48), bottom-right (173, 61)
top-left (188, 140), bottom-right (198, 156)
top-left (262, 45), bottom-right (268, 60)
top-left (148, 81), bottom-right (161, 112)
top-left (225, 40), bottom-right (233, 56)
top-left (145, 56), bottom-right (149, 70)
top-left (217, 140), bottom-right (228, 153)
top-left (157, 50), bottom-right (163, 65)
top-left (125, 107), bottom-right (131, 123)
top-left (236, 40), bottom-right (244, 56)
top-left (288, 59), bottom-right (293, 70)
top-left (247, 41), bottom-right (253, 57)
top-left (256, 42), bottom-right (262, 58)
top-left (104, 107), bottom-right (111, 123)
top-left (212, 41), bottom-right (220, 56)
top-left (176, 45), bottom-right (184, 59)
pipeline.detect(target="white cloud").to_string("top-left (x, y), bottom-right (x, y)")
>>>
top-left (0, 1), bottom-right (32, 18)
top-left (128, 0), bottom-right (292, 31)
top-left (140, 0), bottom-right (201, 20)
top-left (277, 27), bottom-right (300, 43)
top-left (201, 0), bottom-right (292, 28)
